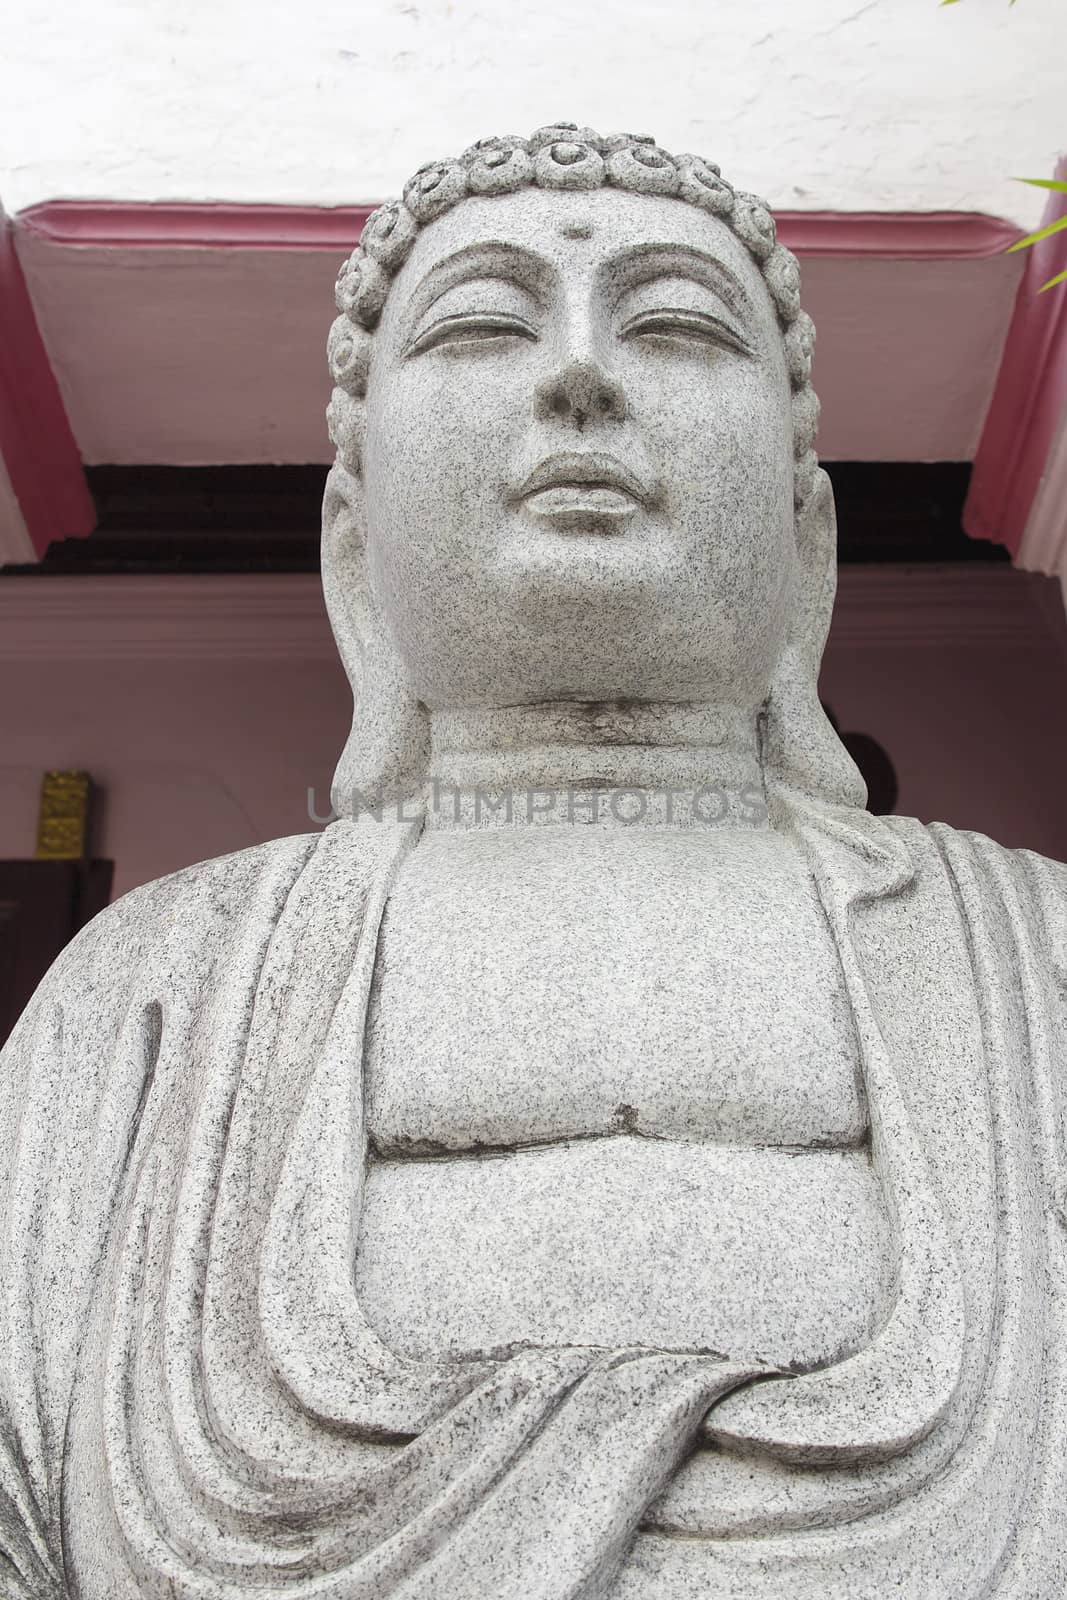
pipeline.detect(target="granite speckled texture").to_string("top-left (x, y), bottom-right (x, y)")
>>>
top-left (4, 125), bottom-right (1067, 1597)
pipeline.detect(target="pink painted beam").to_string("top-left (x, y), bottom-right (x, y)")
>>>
top-left (0, 201), bottom-right (95, 558)
top-left (12, 200), bottom-right (1025, 470)
top-left (18, 199), bottom-right (1017, 260)
top-left (18, 201), bottom-right (377, 251)
top-left (777, 211), bottom-right (1019, 260)
top-left (964, 160), bottom-right (1067, 555)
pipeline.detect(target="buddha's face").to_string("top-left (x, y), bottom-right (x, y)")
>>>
top-left (362, 186), bottom-right (797, 711)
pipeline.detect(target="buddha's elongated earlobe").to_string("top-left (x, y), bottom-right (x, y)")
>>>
top-left (321, 463), bottom-right (429, 815)
top-left (763, 468), bottom-right (866, 821)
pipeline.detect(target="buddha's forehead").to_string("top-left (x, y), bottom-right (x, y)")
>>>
top-left (383, 185), bottom-right (774, 326)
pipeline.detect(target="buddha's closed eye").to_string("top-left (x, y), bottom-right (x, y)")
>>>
top-left (405, 303), bottom-right (751, 361)
top-left (620, 307), bottom-right (753, 357)
top-left (402, 265), bottom-right (754, 361)
top-left (405, 311), bottom-right (538, 357)
top-left (404, 274), bottom-right (540, 358)
top-left (618, 274), bottom-right (753, 357)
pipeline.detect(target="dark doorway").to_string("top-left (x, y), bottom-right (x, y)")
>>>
top-left (0, 861), bottom-right (113, 1047)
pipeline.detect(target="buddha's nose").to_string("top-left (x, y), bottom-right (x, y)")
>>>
top-left (533, 358), bottom-right (627, 430)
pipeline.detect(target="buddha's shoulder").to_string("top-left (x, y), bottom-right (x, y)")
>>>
top-left (883, 812), bottom-right (1062, 876)
top-left (57, 833), bottom-right (319, 971)
top-left (876, 813), bottom-right (1067, 969)
top-left (29, 826), bottom-right (406, 1032)
top-left (0, 836), bottom-right (309, 1068)
top-left (46, 819), bottom-right (405, 989)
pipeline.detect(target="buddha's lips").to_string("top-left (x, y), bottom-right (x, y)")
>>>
top-left (522, 484), bottom-right (640, 524)
top-left (513, 451), bottom-right (656, 509)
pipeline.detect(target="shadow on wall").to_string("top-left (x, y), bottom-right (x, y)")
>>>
top-left (821, 704), bottom-right (899, 816)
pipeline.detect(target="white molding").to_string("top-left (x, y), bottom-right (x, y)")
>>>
top-left (0, 566), bottom-right (1062, 663)
top-left (0, 573), bottom-right (335, 660)
top-left (1017, 403), bottom-right (1067, 607)
top-left (0, 454), bottom-right (36, 567)
top-left (830, 564), bottom-right (1061, 647)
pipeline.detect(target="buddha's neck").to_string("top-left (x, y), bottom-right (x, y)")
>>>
top-left (421, 700), bottom-right (768, 831)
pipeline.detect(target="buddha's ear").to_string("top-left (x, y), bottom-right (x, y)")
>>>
top-left (790, 466), bottom-right (839, 682)
top-left (763, 466), bottom-right (867, 816)
top-left (321, 462), bottom-right (370, 675)
top-left (321, 462), bottom-right (429, 817)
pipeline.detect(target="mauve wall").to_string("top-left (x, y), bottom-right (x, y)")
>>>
top-left (1, 567), bottom-right (1066, 902)
top-left (822, 570), bottom-right (1067, 863)
top-left (0, 658), bottom-right (346, 899)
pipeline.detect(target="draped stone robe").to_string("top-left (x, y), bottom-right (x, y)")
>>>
top-left (3, 807), bottom-right (1067, 1598)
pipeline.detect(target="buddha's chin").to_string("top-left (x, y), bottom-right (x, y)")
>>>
top-left (498, 513), bottom-right (669, 589)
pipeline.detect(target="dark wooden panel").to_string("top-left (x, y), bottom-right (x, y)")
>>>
top-left (0, 860), bottom-right (113, 1046)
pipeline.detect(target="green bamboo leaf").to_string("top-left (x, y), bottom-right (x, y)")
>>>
top-left (1007, 214), bottom-right (1067, 252)
top-left (1039, 267), bottom-right (1067, 292)
top-left (1013, 177), bottom-right (1067, 193)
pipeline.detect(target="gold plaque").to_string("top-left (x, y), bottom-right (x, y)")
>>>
top-left (36, 771), bottom-right (92, 861)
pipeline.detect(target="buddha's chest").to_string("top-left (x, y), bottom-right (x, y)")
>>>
top-left (364, 826), bottom-right (865, 1152)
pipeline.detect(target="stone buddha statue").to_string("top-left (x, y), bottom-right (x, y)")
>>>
top-left (4, 124), bottom-right (1067, 1599)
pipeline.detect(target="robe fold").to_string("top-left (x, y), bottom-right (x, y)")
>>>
top-left (3, 811), bottom-right (1067, 1598)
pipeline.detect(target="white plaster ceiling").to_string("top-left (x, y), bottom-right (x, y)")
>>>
top-left (0, 0), bottom-right (1064, 226)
